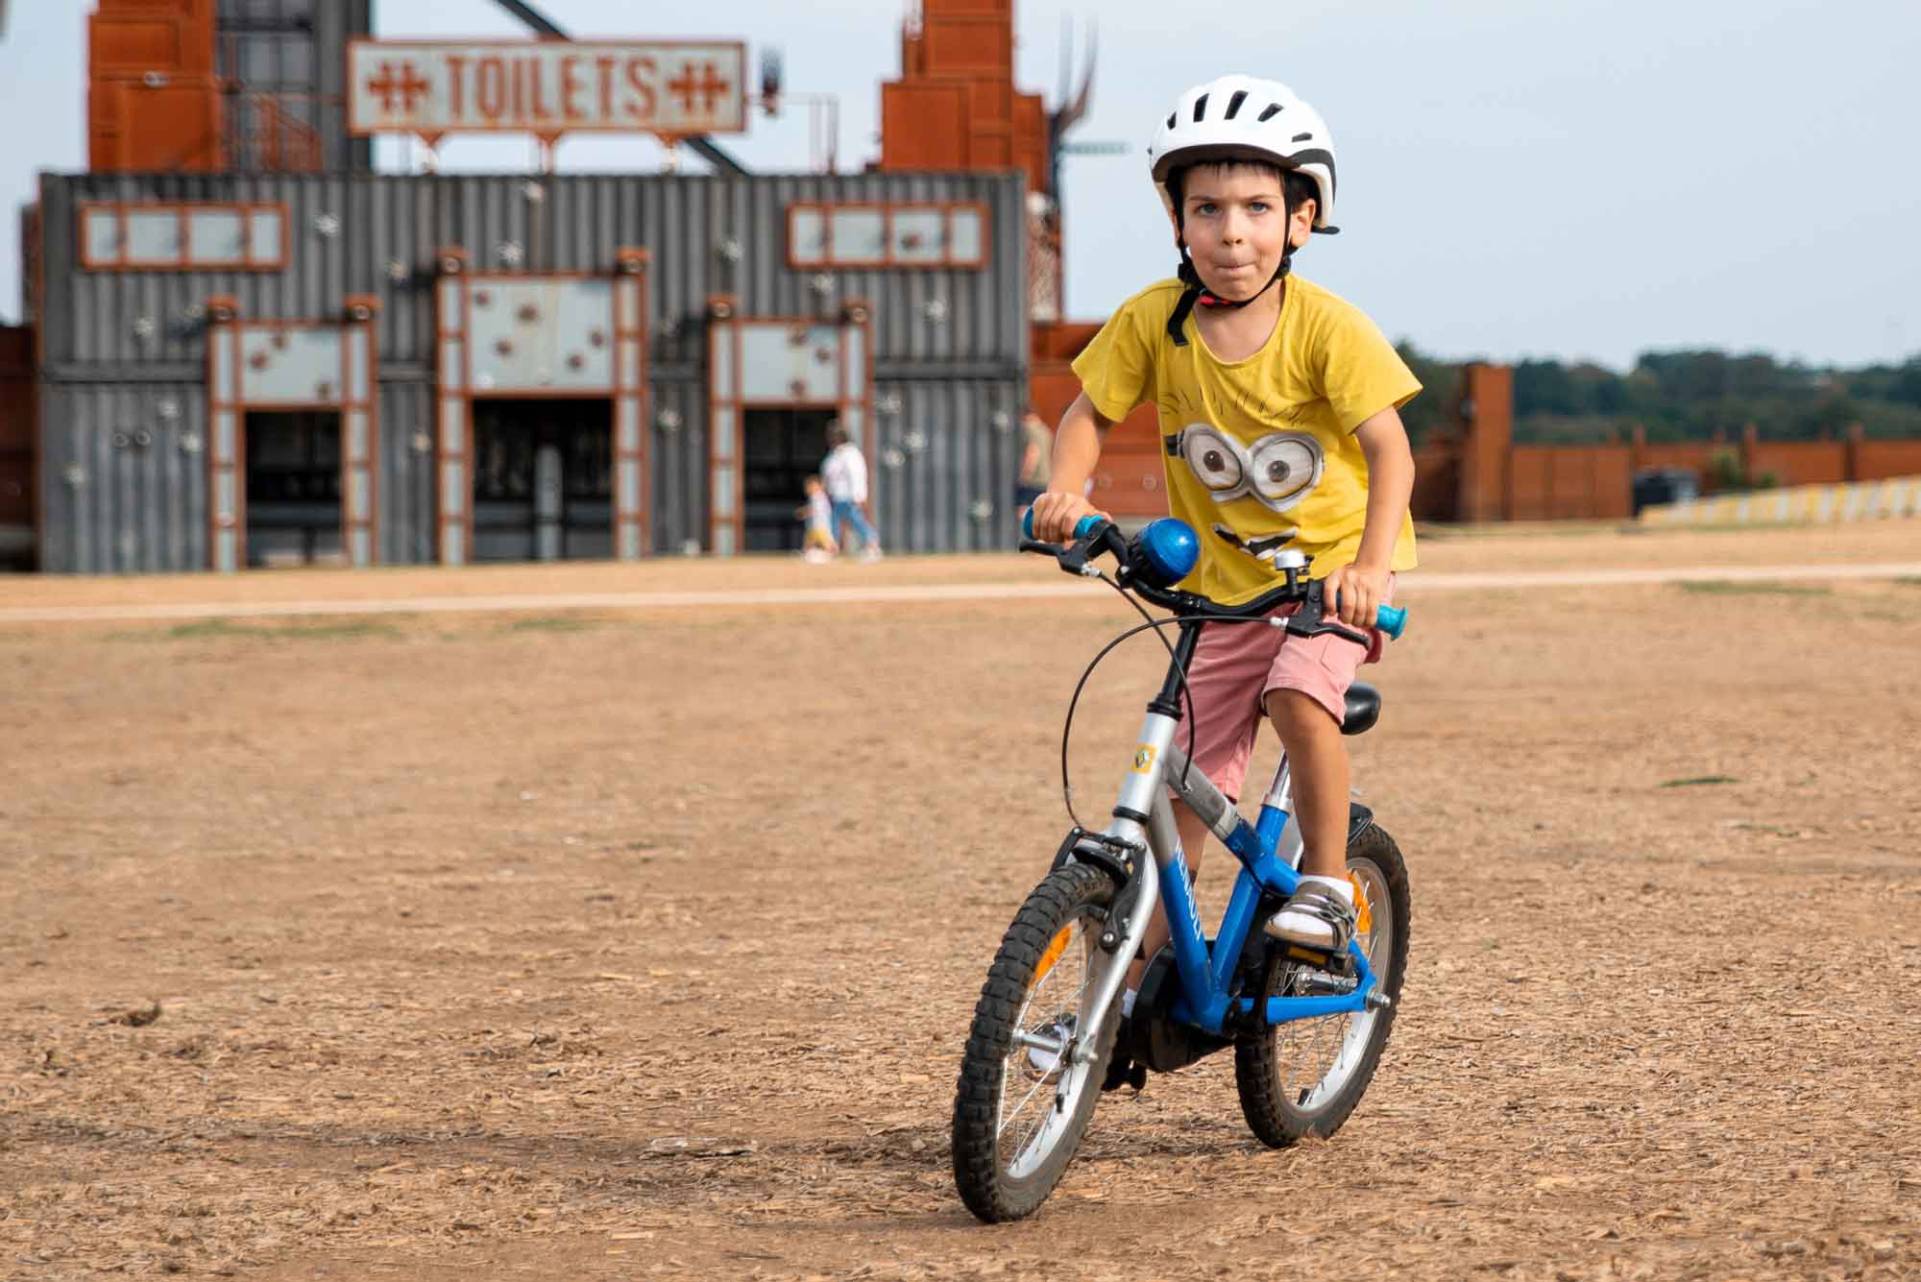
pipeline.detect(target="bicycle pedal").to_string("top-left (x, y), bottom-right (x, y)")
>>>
top-left (1277, 941), bottom-right (1344, 969)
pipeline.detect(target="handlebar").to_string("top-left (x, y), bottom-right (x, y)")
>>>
top-left (1020, 508), bottom-right (1408, 640)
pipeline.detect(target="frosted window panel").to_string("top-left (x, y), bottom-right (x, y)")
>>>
top-left (84, 210), bottom-right (122, 264)
top-left (127, 211), bottom-right (182, 264)
top-left (440, 400), bottom-right (465, 453)
top-left (890, 208), bottom-right (945, 264)
top-left (830, 209), bottom-right (886, 262)
top-left (249, 210), bottom-right (283, 264)
top-left (790, 207), bottom-right (827, 264)
top-left (187, 210), bottom-right (247, 265)
top-left (949, 208), bottom-right (984, 263)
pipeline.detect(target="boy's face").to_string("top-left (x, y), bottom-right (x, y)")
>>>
top-left (1174, 164), bottom-right (1314, 300)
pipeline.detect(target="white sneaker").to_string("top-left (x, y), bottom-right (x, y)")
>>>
top-left (1264, 875), bottom-right (1357, 950)
top-left (860, 546), bottom-right (883, 563)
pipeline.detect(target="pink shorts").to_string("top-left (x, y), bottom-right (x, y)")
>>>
top-left (1174, 576), bottom-right (1395, 802)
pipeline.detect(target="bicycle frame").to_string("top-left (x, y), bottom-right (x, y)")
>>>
top-left (1076, 617), bottom-right (1380, 1047)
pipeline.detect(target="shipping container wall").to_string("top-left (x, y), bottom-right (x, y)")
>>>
top-left (38, 379), bottom-right (209, 574)
top-left (35, 171), bottom-right (1028, 571)
top-left (871, 377), bottom-right (1025, 552)
top-left (37, 172), bottom-right (1027, 371)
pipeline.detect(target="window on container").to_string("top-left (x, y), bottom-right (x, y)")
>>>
top-left (787, 202), bottom-right (989, 269)
top-left (79, 204), bottom-right (289, 271)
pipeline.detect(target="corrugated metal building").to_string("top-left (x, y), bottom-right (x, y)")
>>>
top-left (27, 0), bottom-right (1033, 572)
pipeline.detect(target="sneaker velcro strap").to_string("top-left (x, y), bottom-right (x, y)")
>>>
top-left (1280, 885), bottom-right (1357, 951)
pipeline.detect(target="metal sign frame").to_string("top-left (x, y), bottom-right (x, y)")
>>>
top-left (347, 39), bottom-right (748, 143)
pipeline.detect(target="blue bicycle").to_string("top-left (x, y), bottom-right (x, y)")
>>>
top-left (951, 514), bottom-right (1412, 1222)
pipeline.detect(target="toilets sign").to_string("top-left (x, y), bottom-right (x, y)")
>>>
top-left (347, 40), bottom-right (747, 140)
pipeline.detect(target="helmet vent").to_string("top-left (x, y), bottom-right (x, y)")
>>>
top-left (1258, 103), bottom-right (1283, 122)
top-left (1166, 112), bottom-right (1177, 130)
top-left (1192, 93), bottom-right (1209, 122)
top-left (1292, 132), bottom-right (1314, 142)
top-left (1224, 89), bottom-right (1248, 120)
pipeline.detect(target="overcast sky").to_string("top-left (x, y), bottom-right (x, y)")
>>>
top-left (2, 0), bottom-right (1916, 369)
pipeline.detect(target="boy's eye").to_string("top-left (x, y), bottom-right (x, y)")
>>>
top-left (1248, 201), bottom-right (1270, 214)
top-left (1193, 202), bottom-right (1217, 215)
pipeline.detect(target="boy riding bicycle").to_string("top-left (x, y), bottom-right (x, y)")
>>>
top-left (1028, 74), bottom-right (1420, 1004)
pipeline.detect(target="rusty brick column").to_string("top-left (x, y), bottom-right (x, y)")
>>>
top-left (1455, 362), bottom-right (1513, 524)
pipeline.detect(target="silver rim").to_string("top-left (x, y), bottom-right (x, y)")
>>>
top-left (994, 914), bottom-right (1102, 1180)
top-left (1271, 855), bottom-right (1393, 1116)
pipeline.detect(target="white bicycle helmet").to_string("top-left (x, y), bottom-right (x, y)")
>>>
top-left (1148, 74), bottom-right (1338, 232)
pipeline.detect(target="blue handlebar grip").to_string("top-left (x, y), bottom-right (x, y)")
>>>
top-left (1020, 508), bottom-right (1104, 541)
top-left (1375, 603), bottom-right (1408, 640)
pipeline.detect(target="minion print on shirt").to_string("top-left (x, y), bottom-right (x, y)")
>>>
top-left (1072, 274), bottom-right (1422, 607)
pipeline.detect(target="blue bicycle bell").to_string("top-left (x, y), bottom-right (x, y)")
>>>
top-left (1131, 518), bottom-right (1200, 588)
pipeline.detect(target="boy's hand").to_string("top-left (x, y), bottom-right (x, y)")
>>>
top-left (1028, 489), bottom-right (1106, 543)
top-left (1324, 563), bottom-right (1391, 630)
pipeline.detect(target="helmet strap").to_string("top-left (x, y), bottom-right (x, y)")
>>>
top-left (1164, 189), bottom-right (1296, 347)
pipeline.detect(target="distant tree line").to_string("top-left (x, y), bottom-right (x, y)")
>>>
top-left (1392, 344), bottom-right (1921, 447)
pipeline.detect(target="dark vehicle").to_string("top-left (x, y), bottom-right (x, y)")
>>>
top-left (1631, 467), bottom-right (1700, 515)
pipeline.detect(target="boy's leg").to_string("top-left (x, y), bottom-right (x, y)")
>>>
top-left (1263, 690), bottom-right (1349, 879)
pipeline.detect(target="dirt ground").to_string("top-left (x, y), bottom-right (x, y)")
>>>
top-left (2, 522), bottom-right (1918, 1280)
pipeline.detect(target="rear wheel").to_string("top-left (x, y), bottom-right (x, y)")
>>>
top-left (1234, 822), bottom-right (1410, 1147)
top-left (952, 863), bottom-right (1120, 1222)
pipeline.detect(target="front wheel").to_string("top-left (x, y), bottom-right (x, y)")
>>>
top-left (1234, 821), bottom-right (1411, 1147)
top-left (951, 863), bottom-right (1121, 1222)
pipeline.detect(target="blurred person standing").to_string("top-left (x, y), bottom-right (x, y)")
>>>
top-left (822, 422), bottom-right (883, 562)
top-left (1015, 406), bottom-right (1054, 513)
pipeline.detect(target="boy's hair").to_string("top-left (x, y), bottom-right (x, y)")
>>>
top-left (826, 422), bottom-right (848, 446)
top-left (1165, 159), bottom-right (1319, 229)
top-left (804, 473), bottom-right (822, 486)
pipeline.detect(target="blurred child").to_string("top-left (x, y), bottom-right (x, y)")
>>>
top-left (798, 474), bottom-right (837, 563)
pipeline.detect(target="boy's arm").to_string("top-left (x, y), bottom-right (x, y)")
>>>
top-left (1027, 392), bottom-right (1116, 541)
top-left (1325, 407), bottom-right (1417, 628)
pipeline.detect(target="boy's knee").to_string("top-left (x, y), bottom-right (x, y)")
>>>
top-left (1263, 686), bottom-right (1341, 735)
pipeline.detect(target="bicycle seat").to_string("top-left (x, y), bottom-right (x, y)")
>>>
top-left (1342, 682), bottom-right (1382, 736)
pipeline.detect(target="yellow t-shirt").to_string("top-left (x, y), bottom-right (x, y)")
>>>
top-left (1072, 275), bottom-right (1421, 605)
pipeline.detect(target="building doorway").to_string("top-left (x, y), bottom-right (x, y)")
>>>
top-left (244, 410), bottom-right (343, 567)
top-left (743, 408), bottom-right (835, 552)
top-left (470, 399), bottom-right (613, 562)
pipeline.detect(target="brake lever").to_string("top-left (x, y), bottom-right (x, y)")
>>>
top-left (1285, 579), bottom-right (1372, 648)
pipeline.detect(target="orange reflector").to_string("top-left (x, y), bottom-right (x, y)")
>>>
top-left (1349, 873), bottom-right (1373, 934)
top-left (1034, 925), bottom-right (1073, 984)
